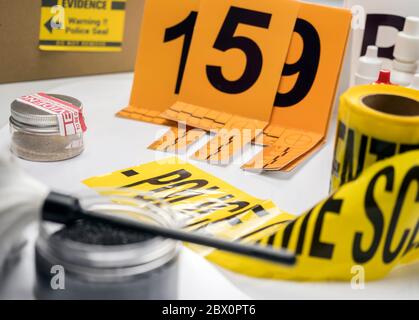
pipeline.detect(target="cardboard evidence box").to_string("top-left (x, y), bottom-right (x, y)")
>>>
top-left (0, 0), bottom-right (145, 84)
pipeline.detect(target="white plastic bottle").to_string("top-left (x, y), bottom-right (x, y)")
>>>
top-left (409, 73), bottom-right (419, 90)
top-left (355, 46), bottom-right (383, 85)
top-left (392, 16), bottom-right (419, 86)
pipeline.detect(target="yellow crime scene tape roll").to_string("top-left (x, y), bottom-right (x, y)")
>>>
top-left (331, 85), bottom-right (419, 193)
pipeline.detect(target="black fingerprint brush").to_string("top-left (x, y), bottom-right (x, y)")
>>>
top-left (42, 191), bottom-right (296, 266)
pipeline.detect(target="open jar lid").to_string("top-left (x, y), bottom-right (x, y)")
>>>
top-left (10, 94), bottom-right (82, 129)
top-left (36, 193), bottom-right (181, 282)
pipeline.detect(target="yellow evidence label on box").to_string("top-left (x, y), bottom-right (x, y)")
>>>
top-left (39, 0), bottom-right (127, 52)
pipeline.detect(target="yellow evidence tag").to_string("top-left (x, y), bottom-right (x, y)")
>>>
top-left (160, 0), bottom-right (300, 163)
top-left (117, 0), bottom-right (200, 126)
top-left (39, 0), bottom-right (127, 52)
top-left (243, 3), bottom-right (352, 171)
top-left (148, 126), bottom-right (206, 153)
top-left (83, 152), bottom-right (419, 281)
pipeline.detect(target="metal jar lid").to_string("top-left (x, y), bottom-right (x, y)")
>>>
top-left (10, 94), bottom-right (82, 130)
top-left (35, 197), bottom-right (180, 283)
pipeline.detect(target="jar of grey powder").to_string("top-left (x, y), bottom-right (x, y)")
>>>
top-left (34, 198), bottom-right (180, 300)
top-left (9, 93), bottom-right (85, 162)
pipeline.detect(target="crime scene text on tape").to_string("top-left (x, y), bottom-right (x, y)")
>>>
top-left (83, 153), bottom-right (419, 281)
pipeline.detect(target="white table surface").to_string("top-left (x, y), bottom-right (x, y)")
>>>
top-left (0, 72), bottom-right (418, 300)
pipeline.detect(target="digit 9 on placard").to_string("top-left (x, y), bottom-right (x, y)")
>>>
top-left (274, 18), bottom-right (320, 107)
top-left (244, 4), bottom-right (351, 172)
top-left (268, 3), bottom-right (351, 136)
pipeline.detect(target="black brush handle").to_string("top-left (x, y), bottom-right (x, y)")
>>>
top-left (86, 209), bottom-right (296, 266)
top-left (42, 192), bottom-right (296, 266)
top-left (42, 192), bottom-right (83, 224)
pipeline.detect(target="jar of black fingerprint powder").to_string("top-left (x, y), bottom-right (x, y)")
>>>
top-left (34, 202), bottom-right (180, 300)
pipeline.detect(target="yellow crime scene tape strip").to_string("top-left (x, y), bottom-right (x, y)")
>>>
top-left (207, 150), bottom-right (419, 281)
top-left (83, 84), bottom-right (419, 281)
top-left (82, 152), bottom-right (419, 281)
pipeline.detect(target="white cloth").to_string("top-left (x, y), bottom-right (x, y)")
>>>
top-left (0, 156), bottom-right (49, 274)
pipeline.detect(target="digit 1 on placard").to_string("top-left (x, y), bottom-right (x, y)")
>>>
top-left (164, 11), bottom-right (198, 94)
top-left (274, 19), bottom-right (321, 107)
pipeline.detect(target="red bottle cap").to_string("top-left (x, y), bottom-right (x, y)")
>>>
top-left (374, 69), bottom-right (393, 85)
